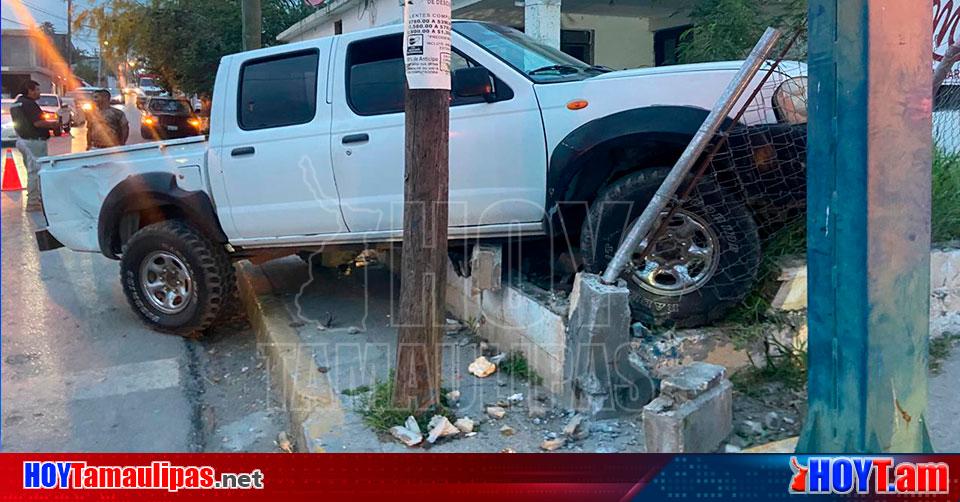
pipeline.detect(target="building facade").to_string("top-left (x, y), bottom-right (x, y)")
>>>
top-left (1, 29), bottom-right (70, 97)
top-left (277, 0), bottom-right (698, 70)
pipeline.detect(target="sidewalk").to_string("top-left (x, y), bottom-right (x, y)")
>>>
top-left (238, 252), bottom-right (960, 453)
top-left (239, 255), bottom-right (646, 453)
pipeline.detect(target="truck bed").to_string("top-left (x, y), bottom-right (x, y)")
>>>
top-left (38, 136), bottom-right (209, 253)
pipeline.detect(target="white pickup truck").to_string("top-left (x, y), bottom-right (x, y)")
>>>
top-left (36, 22), bottom-right (808, 336)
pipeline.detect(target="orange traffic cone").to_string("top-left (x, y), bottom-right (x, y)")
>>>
top-left (2, 149), bottom-right (24, 191)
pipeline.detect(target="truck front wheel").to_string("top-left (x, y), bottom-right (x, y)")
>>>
top-left (120, 221), bottom-right (233, 336)
top-left (580, 167), bottom-right (761, 328)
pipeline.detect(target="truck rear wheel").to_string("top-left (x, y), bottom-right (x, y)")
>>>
top-left (120, 220), bottom-right (233, 336)
top-left (580, 167), bottom-right (761, 328)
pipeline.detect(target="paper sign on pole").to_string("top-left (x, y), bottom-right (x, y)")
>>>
top-left (403, 0), bottom-right (452, 90)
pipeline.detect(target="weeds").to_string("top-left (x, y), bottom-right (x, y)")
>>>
top-left (354, 376), bottom-right (454, 433)
top-left (929, 333), bottom-right (960, 375)
top-left (933, 148), bottom-right (960, 243)
top-left (498, 352), bottom-right (544, 386)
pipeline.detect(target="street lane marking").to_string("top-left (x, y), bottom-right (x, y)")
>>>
top-left (2, 358), bottom-right (181, 403)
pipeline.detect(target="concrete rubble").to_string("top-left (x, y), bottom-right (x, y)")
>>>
top-left (642, 362), bottom-right (733, 453)
top-left (389, 416), bottom-right (423, 447)
top-left (564, 273), bottom-right (656, 417)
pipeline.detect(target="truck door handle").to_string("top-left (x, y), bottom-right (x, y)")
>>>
top-left (231, 146), bottom-right (255, 157)
top-left (342, 133), bottom-right (369, 145)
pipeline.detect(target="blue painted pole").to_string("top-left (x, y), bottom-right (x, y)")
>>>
top-left (799, 0), bottom-right (934, 453)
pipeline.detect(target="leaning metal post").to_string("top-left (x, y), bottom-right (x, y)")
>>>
top-left (600, 27), bottom-right (782, 285)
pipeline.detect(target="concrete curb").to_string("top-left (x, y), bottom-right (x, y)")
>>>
top-left (235, 260), bottom-right (345, 453)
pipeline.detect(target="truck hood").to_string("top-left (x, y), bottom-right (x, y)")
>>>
top-left (533, 60), bottom-right (806, 154)
top-left (588, 60), bottom-right (807, 82)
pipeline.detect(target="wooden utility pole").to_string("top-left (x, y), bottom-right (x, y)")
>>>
top-left (241, 0), bottom-right (262, 51)
top-left (391, 0), bottom-right (452, 410)
top-left (799, 0), bottom-right (933, 453)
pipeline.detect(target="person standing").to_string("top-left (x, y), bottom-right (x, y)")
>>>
top-left (86, 89), bottom-right (129, 150)
top-left (10, 80), bottom-right (59, 212)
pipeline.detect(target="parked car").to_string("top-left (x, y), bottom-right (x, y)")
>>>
top-left (108, 88), bottom-right (124, 105)
top-left (140, 97), bottom-right (203, 140)
top-left (66, 87), bottom-right (100, 126)
top-left (36, 93), bottom-right (69, 136)
top-left (35, 22), bottom-right (808, 335)
top-left (1, 99), bottom-right (17, 146)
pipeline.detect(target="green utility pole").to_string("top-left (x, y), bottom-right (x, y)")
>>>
top-left (241, 0), bottom-right (262, 51)
top-left (799, 0), bottom-right (934, 453)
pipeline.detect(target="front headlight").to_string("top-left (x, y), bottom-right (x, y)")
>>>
top-left (773, 76), bottom-right (808, 124)
top-left (81, 102), bottom-right (93, 111)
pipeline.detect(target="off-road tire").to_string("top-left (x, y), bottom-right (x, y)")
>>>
top-left (120, 220), bottom-right (232, 336)
top-left (580, 167), bottom-right (761, 328)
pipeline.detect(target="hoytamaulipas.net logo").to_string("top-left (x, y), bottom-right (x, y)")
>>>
top-left (23, 461), bottom-right (264, 492)
top-left (789, 456), bottom-right (949, 495)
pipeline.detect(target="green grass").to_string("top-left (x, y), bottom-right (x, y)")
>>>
top-left (933, 148), bottom-right (960, 243)
top-left (341, 385), bottom-right (371, 397)
top-left (727, 220), bottom-right (806, 325)
top-left (498, 352), bottom-right (544, 386)
top-left (929, 332), bottom-right (960, 375)
top-left (354, 376), bottom-right (454, 433)
top-left (731, 333), bottom-right (808, 397)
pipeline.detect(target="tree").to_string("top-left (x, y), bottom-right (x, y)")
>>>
top-left (678, 0), bottom-right (806, 64)
top-left (74, 0), bottom-right (316, 96)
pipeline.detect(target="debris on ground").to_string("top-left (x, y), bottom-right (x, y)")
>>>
top-left (541, 438), bottom-right (566, 451)
top-left (347, 326), bottom-right (362, 334)
top-left (563, 413), bottom-right (589, 440)
top-left (426, 416), bottom-right (460, 443)
top-left (486, 406), bottom-right (506, 419)
top-left (527, 401), bottom-right (548, 419)
top-left (468, 356), bottom-right (497, 378)
top-left (499, 425), bottom-right (515, 436)
top-left (454, 417), bottom-right (475, 433)
top-left (389, 416), bottom-right (423, 447)
top-left (276, 431), bottom-right (294, 453)
top-left (445, 390), bottom-right (461, 403)
top-left (488, 353), bottom-right (507, 365)
top-left (507, 393), bottom-right (524, 403)
top-left (445, 318), bottom-right (464, 335)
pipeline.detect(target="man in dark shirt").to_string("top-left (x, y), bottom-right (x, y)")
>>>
top-left (87, 89), bottom-right (129, 149)
top-left (10, 80), bottom-right (59, 211)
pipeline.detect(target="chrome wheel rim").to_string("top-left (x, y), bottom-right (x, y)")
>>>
top-left (139, 251), bottom-right (193, 314)
top-left (630, 209), bottom-right (720, 297)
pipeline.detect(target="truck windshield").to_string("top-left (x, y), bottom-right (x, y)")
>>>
top-left (37, 95), bottom-right (60, 107)
top-left (453, 21), bottom-right (605, 83)
top-left (149, 99), bottom-right (190, 114)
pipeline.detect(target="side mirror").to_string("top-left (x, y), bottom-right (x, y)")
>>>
top-left (452, 67), bottom-right (494, 101)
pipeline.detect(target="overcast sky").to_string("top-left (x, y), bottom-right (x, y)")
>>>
top-left (1, 0), bottom-right (101, 53)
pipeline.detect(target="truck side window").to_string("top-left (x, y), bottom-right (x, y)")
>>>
top-left (238, 49), bottom-right (319, 130)
top-left (346, 34), bottom-right (508, 116)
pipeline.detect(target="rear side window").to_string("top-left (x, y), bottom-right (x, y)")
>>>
top-left (347, 35), bottom-right (405, 116)
top-left (238, 50), bottom-right (319, 130)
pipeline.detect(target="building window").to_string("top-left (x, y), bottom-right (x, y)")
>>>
top-left (334, 20), bottom-right (343, 35)
top-left (654, 25), bottom-right (692, 66)
top-left (238, 50), bottom-right (319, 130)
top-left (560, 29), bottom-right (593, 65)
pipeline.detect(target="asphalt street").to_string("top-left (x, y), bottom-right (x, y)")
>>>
top-left (1, 97), bottom-right (286, 452)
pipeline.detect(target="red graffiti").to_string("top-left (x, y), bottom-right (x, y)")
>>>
top-left (934, 0), bottom-right (960, 61)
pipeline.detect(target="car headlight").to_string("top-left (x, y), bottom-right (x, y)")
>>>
top-left (81, 102), bottom-right (93, 111)
top-left (773, 76), bottom-right (808, 124)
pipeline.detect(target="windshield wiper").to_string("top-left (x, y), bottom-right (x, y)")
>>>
top-left (588, 65), bottom-right (613, 73)
top-left (527, 64), bottom-right (582, 76)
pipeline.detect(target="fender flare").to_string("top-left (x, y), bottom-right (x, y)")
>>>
top-left (545, 105), bottom-right (735, 228)
top-left (98, 172), bottom-right (228, 259)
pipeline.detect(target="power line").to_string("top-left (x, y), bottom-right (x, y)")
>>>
top-left (19, 0), bottom-right (69, 22)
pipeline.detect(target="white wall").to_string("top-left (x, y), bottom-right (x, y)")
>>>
top-left (285, 0), bottom-right (402, 41)
top-left (561, 13), bottom-right (655, 69)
